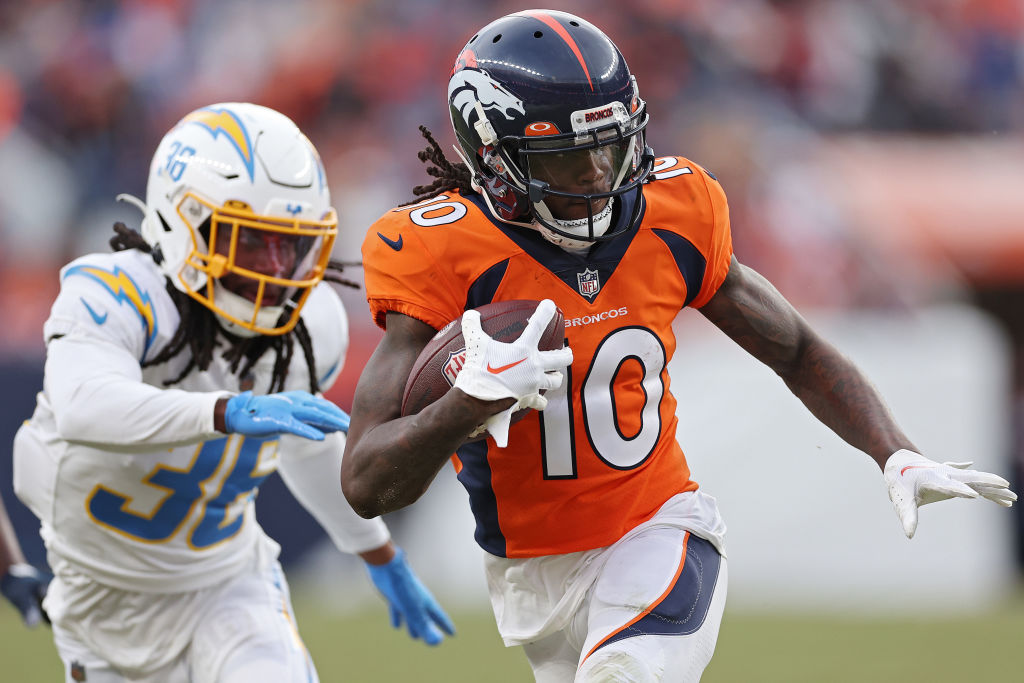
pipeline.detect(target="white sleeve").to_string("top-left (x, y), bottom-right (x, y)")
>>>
top-left (43, 258), bottom-right (228, 448)
top-left (276, 431), bottom-right (391, 555)
top-left (44, 333), bottom-right (228, 448)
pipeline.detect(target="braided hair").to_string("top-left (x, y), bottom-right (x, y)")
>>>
top-left (400, 125), bottom-right (476, 206)
top-left (110, 222), bottom-right (358, 394)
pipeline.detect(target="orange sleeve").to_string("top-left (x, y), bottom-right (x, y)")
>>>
top-left (688, 165), bottom-right (734, 309)
top-left (361, 212), bottom-right (464, 331)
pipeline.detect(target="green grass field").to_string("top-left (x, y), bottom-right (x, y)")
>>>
top-left (3, 591), bottom-right (1023, 681)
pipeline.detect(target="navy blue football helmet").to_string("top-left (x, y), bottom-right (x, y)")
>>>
top-left (448, 10), bottom-right (655, 249)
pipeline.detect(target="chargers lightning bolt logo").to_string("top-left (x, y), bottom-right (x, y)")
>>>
top-left (180, 107), bottom-right (256, 181)
top-left (65, 265), bottom-right (158, 355)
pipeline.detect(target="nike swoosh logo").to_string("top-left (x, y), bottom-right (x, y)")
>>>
top-left (900, 465), bottom-right (930, 476)
top-left (81, 298), bottom-right (108, 325)
top-left (487, 358), bottom-right (527, 374)
top-left (377, 232), bottom-right (403, 251)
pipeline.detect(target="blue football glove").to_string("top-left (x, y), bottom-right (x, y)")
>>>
top-left (1, 564), bottom-right (51, 628)
top-left (224, 390), bottom-right (350, 441)
top-left (366, 548), bottom-right (455, 646)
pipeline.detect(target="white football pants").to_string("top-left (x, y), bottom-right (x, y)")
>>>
top-left (48, 559), bottom-right (317, 683)
top-left (522, 527), bottom-right (728, 682)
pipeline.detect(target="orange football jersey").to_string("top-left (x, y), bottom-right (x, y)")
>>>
top-left (362, 156), bottom-right (733, 558)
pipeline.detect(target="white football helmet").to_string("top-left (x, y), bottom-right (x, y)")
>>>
top-left (138, 102), bottom-right (337, 336)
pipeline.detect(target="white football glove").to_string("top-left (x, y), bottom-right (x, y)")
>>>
top-left (884, 449), bottom-right (1017, 538)
top-left (454, 299), bottom-right (573, 446)
top-left (470, 393), bottom-right (549, 448)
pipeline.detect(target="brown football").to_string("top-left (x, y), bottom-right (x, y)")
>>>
top-left (401, 300), bottom-right (565, 439)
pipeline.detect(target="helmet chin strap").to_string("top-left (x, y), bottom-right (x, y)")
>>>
top-left (212, 287), bottom-right (285, 338)
top-left (534, 198), bottom-right (615, 253)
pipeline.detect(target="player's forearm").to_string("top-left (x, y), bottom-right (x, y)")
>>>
top-left (702, 259), bottom-right (916, 469)
top-left (341, 416), bottom-right (458, 518)
top-left (777, 333), bottom-right (917, 469)
top-left (342, 389), bottom-right (510, 518)
top-left (51, 377), bottom-right (226, 448)
top-left (0, 494), bottom-right (27, 574)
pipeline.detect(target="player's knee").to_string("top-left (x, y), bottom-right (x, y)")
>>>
top-left (577, 646), bottom-right (663, 683)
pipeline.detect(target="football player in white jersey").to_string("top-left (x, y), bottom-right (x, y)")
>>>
top-left (12, 102), bottom-right (454, 683)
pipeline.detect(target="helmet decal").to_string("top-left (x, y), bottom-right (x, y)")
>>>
top-left (525, 122), bottom-right (560, 136)
top-left (449, 68), bottom-right (526, 127)
top-left (512, 10), bottom-right (593, 90)
top-left (180, 107), bottom-right (256, 182)
top-left (571, 101), bottom-right (629, 135)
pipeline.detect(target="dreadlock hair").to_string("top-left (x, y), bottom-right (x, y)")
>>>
top-left (400, 125), bottom-right (476, 206)
top-left (110, 221), bottom-right (358, 394)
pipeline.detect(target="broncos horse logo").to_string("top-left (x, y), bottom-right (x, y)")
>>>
top-left (448, 67), bottom-right (526, 130)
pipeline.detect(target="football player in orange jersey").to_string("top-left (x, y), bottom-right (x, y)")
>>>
top-left (341, 9), bottom-right (1017, 682)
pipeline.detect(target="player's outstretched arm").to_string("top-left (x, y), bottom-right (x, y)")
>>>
top-left (341, 313), bottom-right (515, 518)
top-left (699, 255), bottom-right (1016, 536)
top-left (0, 491), bottom-right (50, 628)
top-left (699, 256), bottom-right (916, 463)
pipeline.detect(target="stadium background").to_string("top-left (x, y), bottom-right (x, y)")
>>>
top-left (1, 0), bottom-right (1023, 679)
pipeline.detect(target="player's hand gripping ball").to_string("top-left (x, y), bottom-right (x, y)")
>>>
top-left (401, 300), bottom-right (566, 442)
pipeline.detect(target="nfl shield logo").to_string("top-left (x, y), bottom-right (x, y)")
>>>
top-left (442, 347), bottom-right (467, 386)
top-left (577, 268), bottom-right (601, 299)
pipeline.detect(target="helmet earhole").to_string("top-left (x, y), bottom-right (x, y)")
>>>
top-left (534, 31), bottom-right (542, 38)
top-left (157, 211), bottom-right (173, 233)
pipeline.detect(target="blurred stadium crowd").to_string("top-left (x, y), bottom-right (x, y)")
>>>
top-left (2, 0), bottom-right (1023, 321)
top-left (1, 0), bottom-right (1023, 568)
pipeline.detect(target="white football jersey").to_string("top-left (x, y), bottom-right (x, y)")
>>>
top-left (13, 249), bottom-right (387, 592)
